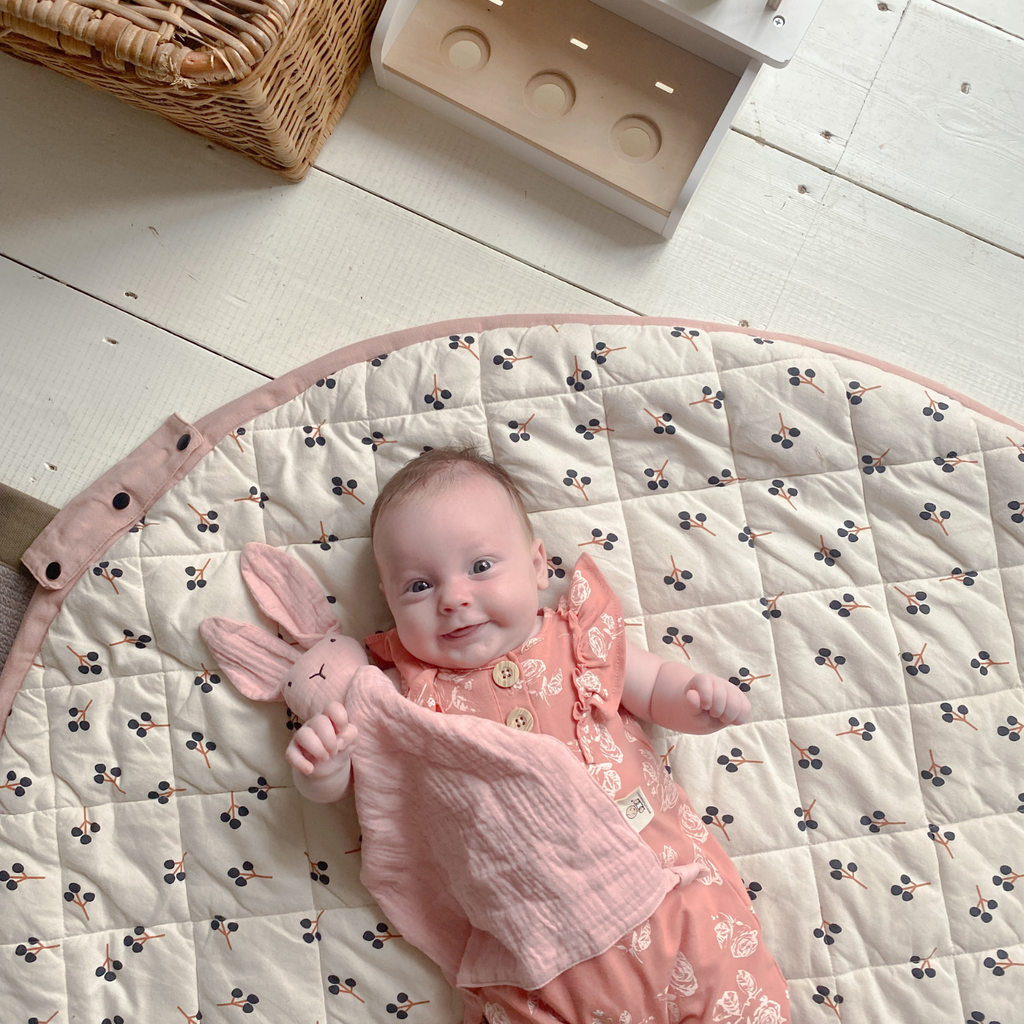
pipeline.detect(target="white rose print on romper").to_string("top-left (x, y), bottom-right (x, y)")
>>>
top-left (570, 570), bottom-right (591, 610)
top-left (694, 845), bottom-right (723, 885)
top-left (713, 913), bottom-right (759, 958)
top-left (711, 969), bottom-right (787, 1024)
top-left (589, 760), bottom-right (623, 797)
top-left (640, 747), bottom-right (679, 811)
top-left (678, 802), bottom-right (710, 844)
top-left (529, 666), bottom-right (564, 705)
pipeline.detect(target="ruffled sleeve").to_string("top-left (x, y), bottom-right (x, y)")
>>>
top-left (364, 629), bottom-right (442, 710)
top-left (556, 553), bottom-right (627, 762)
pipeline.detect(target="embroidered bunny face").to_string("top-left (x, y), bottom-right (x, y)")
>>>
top-left (373, 473), bottom-right (548, 670)
top-left (278, 634), bottom-right (370, 721)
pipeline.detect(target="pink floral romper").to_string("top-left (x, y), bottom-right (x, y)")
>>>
top-left (366, 554), bottom-right (789, 1024)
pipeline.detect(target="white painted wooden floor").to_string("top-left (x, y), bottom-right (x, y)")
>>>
top-left (1, 0), bottom-right (1022, 513)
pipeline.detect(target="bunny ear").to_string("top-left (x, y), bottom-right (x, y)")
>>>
top-left (199, 616), bottom-right (298, 702)
top-left (240, 542), bottom-right (339, 648)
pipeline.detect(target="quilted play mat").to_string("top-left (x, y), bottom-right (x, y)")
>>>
top-left (1, 314), bottom-right (1022, 1024)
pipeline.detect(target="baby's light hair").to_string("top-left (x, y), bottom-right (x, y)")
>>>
top-left (370, 445), bottom-right (534, 543)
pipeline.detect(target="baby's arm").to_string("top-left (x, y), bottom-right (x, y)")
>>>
top-left (621, 642), bottom-right (750, 734)
top-left (285, 702), bottom-right (357, 802)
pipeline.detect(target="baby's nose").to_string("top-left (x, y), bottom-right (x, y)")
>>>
top-left (439, 578), bottom-right (470, 610)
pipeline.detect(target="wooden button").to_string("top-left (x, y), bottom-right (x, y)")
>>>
top-left (506, 707), bottom-right (534, 732)
top-left (492, 660), bottom-right (520, 688)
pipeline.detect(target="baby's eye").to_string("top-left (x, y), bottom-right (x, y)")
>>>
top-left (472, 559), bottom-right (493, 574)
top-left (409, 580), bottom-right (431, 593)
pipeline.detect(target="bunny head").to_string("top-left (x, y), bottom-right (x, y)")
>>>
top-left (200, 542), bottom-right (369, 722)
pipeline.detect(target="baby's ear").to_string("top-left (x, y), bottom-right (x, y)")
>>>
top-left (532, 537), bottom-right (549, 590)
top-left (199, 617), bottom-right (297, 702)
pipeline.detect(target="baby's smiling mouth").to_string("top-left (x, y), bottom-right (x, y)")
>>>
top-left (442, 623), bottom-right (485, 641)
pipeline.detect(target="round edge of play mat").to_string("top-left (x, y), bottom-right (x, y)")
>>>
top-left (2, 313), bottom-right (1022, 737)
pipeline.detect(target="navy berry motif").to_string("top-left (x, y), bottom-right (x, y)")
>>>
top-left (364, 922), bottom-right (401, 948)
top-left (921, 750), bottom-right (952, 786)
top-left (94, 763), bottom-right (125, 793)
top-left (591, 341), bottom-right (625, 365)
top-left (68, 702), bottom-right (92, 732)
top-left (308, 853), bottom-right (330, 884)
top-left (752, 336), bottom-right (773, 346)
top-left (123, 926), bottom-right (164, 954)
top-left (730, 667), bottom-right (768, 692)
top-left (787, 367), bottom-right (824, 393)
top-left (185, 560), bottom-right (210, 590)
top-left (663, 557), bottom-right (692, 591)
top-left (815, 649), bottom-right (847, 682)
top-left (2, 862), bottom-right (45, 889)
top-left (3, 770), bottom-right (32, 796)
top-left (770, 413), bottom-right (800, 449)
top-left (111, 629), bottom-right (152, 650)
top-left (93, 561), bottom-right (124, 593)
top-left (678, 510), bottom-right (715, 535)
top-left (229, 426), bottom-right (248, 452)
top-left (212, 915), bottom-right (239, 948)
top-left (745, 880), bottom-right (762, 901)
top-left (218, 988), bottom-right (260, 1013)
top-left (814, 911), bottom-right (841, 946)
top-left (563, 469), bottom-right (591, 500)
top-left (830, 593), bottom-right (868, 617)
top-left (64, 881), bottom-right (96, 919)
top-left (189, 503), bottom-right (220, 533)
top-left (910, 948), bottom-right (937, 979)
top-left (828, 860), bottom-right (866, 888)
top-left (194, 666), bottom-right (221, 692)
top-left (579, 527), bottom-right (617, 550)
top-left (940, 703), bottom-right (978, 731)
top-left (794, 801), bottom-right (817, 832)
top-left (186, 731), bottom-right (217, 767)
top-left (127, 712), bottom-right (168, 738)
top-left (927, 823), bottom-right (956, 858)
top-left (717, 747), bottom-right (762, 773)
top-left (790, 739), bottom-right (822, 770)
top-left (508, 415), bottom-right (534, 442)
top-left (669, 327), bottom-right (700, 350)
top-left (493, 347), bottom-right (532, 370)
top-left (861, 449), bottom-right (889, 475)
top-left (970, 886), bottom-right (999, 924)
top-left (760, 592), bottom-right (783, 620)
top-left (645, 461), bottom-right (670, 490)
top-left (163, 854), bottom-right (187, 884)
top-left (737, 525), bottom-right (770, 548)
top-left (972, 652), bottom-right (1009, 677)
top-left (566, 356), bottom-right (592, 391)
top-left (895, 586), bottom-right (929, 615)
top-left (332, 476), bottom-right (365, 504)
top-left (221, 792), bottom-right (250, 829)
top-left (1010, 500), bottom-right (1024, 524)
top-left (303, 421), bottom-right (327, 447)
top-left (362, 431), bottom-right (396, 451)
top-left (942, 566), bottom-right (978, 586)
top-left (237, 485), bottom-right (269, 509)
top-left (71, 810), bottom-right (100, 844)
top-left (901, 644), bottom-right (930, 676)
top-left (315, 377), bottom-right (336, 391)
top-left (661, 628), bottom-right (692, 659)
top-left (997, 716), bottom-right (1021, 741)
top-left (812, 986), bottom-right (843, 1013)
top-left (984, 949), bottom-right (1023, 976)
top-left (837, 716), bottom-right (874, 741)
top-left (920, 502), bottom-right (951, 535)
top-left (96, 943), bottom-right (124, 981)
top-left (576, 417), bottom-right (612, 440)
top-left (644, 409), bottom-right (676, 434)
top-left (448, 334), bottom-right (477, 358)
top-left (923, 393), bottom-right (950, 421)
top-left (328, 975), bottom-right (365, 1002)
top-left (227, 860), bottom-right (273, 886)
top-left (423, 374), bottom-right (452, 409)
top-left (814, 536), bottom-right (841, 566)
top-left (837, 519), bottom-right (869, 542)
top-left (690, 386), bottom-right (724, 410)
top-left (861, 810), bottom-right (905, 834)
top-left (368, 352), bottom-right (388, 367)
top-left (701, 806), bottom-right (734, 840)
top-left (315, 522), bottom-right (340, 551)
top-left (934, 452), bottom-right (977, 473)
top-left (994, 864), bottom-right (1021, 891)
top-left (301, 910), bottom-right (325, 943)
top-left (966, 1013), bottom-right (1004, 1024)
top-left (847, 380), bottom-right (880, 405)
top-left (69, 646), bottom-right (103, 675)
top-left (547, 555), bottom-right (566, 580)
top-left (387, 992), bottom-right (431, 1018)
top-left (768, 479), bottom-right (798, 508)
top-left (148, 781), bottom-right (185, 803)
top-left (708, 469), bottom-right (742, 487)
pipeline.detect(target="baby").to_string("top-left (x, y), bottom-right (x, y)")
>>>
top-left (288, 446), bottom-right (789, 1024)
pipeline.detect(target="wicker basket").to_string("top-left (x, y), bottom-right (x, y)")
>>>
top-left (0, 0), bottom-right (385, 178)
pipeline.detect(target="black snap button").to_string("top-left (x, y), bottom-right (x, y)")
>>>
top-left (113, 492), bottom-right (130, 510)
top-left (46, 561), bottom-right (61, 580)
top-left (177, 433), bottom-right (191, 451)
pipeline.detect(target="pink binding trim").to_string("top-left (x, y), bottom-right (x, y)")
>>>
top-left (2, 314), bottom-right (1021, 742)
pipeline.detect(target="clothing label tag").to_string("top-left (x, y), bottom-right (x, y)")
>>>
top-left (615, 786), bottom-right (655, 833)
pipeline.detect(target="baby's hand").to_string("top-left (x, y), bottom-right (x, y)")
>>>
top-left (683, 673), bottom-right (751, 732)
top-left (285, 701), bottom-right (358, 779)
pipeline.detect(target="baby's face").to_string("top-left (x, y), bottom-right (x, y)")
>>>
top-left (373, 472), bottom-right (548, 670)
